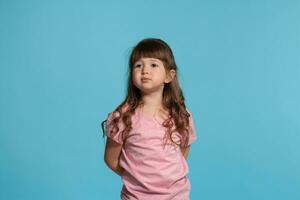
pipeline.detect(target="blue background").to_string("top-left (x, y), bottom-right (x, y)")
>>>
top-left (1, 0), bottom-right (299, 199)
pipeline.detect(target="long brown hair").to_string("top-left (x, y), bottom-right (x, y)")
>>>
top-left (107, 38), bottom-right (191, 147)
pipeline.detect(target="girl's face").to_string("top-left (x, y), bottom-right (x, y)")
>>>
top-left (132, 57), bottom-right (174, 94)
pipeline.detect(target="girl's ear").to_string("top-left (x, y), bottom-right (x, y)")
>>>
top-left (165, 69), bottom-right (176, 83)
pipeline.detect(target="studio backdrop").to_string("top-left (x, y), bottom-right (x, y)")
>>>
top-left (0, 0), bottom-right (299, 199)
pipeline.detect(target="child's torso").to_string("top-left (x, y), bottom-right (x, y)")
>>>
top-left (119, 107), bottom-right (190, 199)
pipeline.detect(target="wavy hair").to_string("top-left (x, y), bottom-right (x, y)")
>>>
top-left (106, 38), bottom-right (191, 148)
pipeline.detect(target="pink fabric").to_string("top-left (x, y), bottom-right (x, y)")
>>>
top-left (105, 107), bottom-right (197, 200)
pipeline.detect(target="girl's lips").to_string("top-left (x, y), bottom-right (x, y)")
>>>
top-left (141, 78), bottom-right (151, 81)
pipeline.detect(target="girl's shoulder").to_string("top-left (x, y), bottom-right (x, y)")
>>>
top-left (107, 102), bottom-right (130, 118)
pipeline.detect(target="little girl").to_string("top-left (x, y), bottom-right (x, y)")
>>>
top-left (103, 38), bottom-right (197, 200)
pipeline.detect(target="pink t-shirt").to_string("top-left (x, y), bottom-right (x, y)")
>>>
top-left (105, 107), bottom-right (197, 200)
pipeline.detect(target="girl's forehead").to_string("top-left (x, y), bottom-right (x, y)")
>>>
top-left (135, 57), bottom-right (162, 63)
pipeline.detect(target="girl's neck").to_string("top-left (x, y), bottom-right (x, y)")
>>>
top-left (139, 91), bottom-right (164, 111)
top-left (138, 91), bottom-right (170, 120)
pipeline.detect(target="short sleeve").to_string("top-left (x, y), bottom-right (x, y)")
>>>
top-left (105, 111), bottom-right (125, 144)
top-left (187, 110), bottom-right (197, 146)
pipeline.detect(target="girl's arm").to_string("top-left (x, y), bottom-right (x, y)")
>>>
top-left (181, 145), bottom-right (191, 160)
top-left (104, 137), bottom-right (125, 176)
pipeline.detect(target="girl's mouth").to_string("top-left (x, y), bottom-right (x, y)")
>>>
top-left (141, 78), bottom-right (151, 82)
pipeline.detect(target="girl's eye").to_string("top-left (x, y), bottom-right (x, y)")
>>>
top-left (135, 64), bottom-right (142, 68)
top-left (151, 64), bottom-right (158, 67)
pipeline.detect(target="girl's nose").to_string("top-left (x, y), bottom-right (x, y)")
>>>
top-left (141, 65), bottom-right (149, 74)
